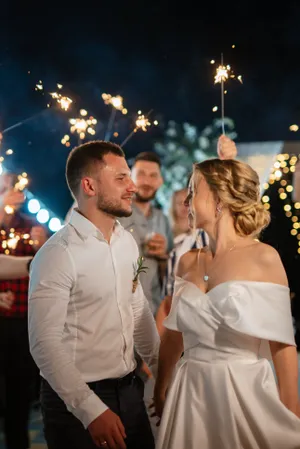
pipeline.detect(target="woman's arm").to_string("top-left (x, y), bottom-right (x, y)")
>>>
top-left (154, 328), bottom-right (183, 418)
top-left (155, 295), bottom-right (172, 337)
top-left (258, 244), bottom-right (299, 415)
top-left (270, 342), bottom-right (300, 416)
top-left (0, 255), bottom-right (32, 279)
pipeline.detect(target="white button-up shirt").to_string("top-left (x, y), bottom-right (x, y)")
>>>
top-left (28, 209), bottom-right (160, 428)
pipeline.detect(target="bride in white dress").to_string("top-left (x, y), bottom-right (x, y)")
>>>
top-left (154, 158), bottom-right (300, 449)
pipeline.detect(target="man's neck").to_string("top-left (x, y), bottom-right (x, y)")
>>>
top-left (133, 200), bottom-right (152, 217)
top-left (77, 206), bottom-right (116, 243)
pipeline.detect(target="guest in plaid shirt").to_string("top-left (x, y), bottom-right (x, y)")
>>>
top-left (0, 173), bottom-right (48, 449)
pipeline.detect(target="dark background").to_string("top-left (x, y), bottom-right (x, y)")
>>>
top-left (1, 2), bottom-right (300, 217)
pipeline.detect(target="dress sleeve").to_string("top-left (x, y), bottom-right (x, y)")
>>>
top-left (163, 277), bottom-right (186, 331)
top-left (217, 283), bottom-right (296, 360)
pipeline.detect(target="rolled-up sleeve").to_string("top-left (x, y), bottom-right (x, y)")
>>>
top-left (28, 243), bottom-right (107, 428)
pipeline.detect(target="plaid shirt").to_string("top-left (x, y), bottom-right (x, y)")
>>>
top-left (0, 212), bottom-right (37, 318)
top-left (163, 230), bottom-right (208, 297)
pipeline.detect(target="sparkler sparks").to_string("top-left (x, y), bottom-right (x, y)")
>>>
top-left (214, 65), bottom-right (229, 84)
top-left (121, 111), bottom-right (156, 146)
top-left (135, 114), bottom-right (151, 132)
top-left (102, 94), bottom-right (127, 115)
top-left (64, 112), bottom-right (97, 144)
top-left (49, 92), bottom-right (73, 111)
top-left (102, 93), bottom-right (128, 141)
top-left (212, 54), bottom-right (243, 134)
top-left (35, 81), bottom-right (44, 91)
top-left (4, 173), bottom-right (29, 215)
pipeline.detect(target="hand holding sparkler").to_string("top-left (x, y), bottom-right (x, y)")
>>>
top-left (217, 135), bottom-right (237, 160)
top-left (2, 174), bottom-right (28, 215)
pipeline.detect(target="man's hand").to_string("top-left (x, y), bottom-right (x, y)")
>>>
top-left (146, 233), bottom-right (167, 259)
top-left (0, 291), bottom-right (15, 310)
top-left (217, 134), bottom-right (237, 160)
top-left (0, 189), bottom-right (25, 210)
top-left (88, 409), bottom-right (127, 449)
top-left (30, 226), bottom-right (48, 251)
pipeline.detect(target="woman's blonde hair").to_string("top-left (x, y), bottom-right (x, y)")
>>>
top-left (193, 158), bottom-right (270, 237)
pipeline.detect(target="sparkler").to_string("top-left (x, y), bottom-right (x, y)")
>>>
top-left (1, 83), bottom-right (72, 137)
top-left (213, 53), bottom-right (242, 134)
top-left (49, 91), bottom-right (73, 111)
top-left (65, 109), bottom-right (97, 145)
top-left (121, 111), bottom-right (155, 147)
top-left (102, 94), bottom-right (127, 141)
top-left (4, 173), bottom-right (29, 215)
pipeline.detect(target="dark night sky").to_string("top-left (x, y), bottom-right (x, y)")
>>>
top-left (1, 1), bottom-right (300, 217)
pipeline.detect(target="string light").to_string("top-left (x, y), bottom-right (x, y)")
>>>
top-left (262, 153), bottom-right (300, 246)
top-left (0, 229), bottom-right (36, 254)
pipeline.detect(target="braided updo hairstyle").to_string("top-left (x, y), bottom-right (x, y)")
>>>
top-left (193, 159), bottom-right (270, 237)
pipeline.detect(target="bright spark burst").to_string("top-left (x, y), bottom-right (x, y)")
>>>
top-left (214, 65), bottom-right (230, 84)
top-left (214, 64), bottom-right (243, 85)
top-left (4, 173), bottom-right (28, 215)
top-left (49, 92), bottom-right (73, 111)
top-left (35, 81), bottom-right (44, 91)
top-left (290, 124), bottom-right (299, 132)
top-left (67, 114), bottom-right (97, 143)
top-left (135, 114), bottom-right (151, 132)
top-left (15, 173), bottom-right (28, 191)
top-left (102, 93), bottom-right (127, 115)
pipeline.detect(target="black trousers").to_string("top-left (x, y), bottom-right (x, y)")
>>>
top-left (40, 371), bottom-right (155, 449)
top-left (0, 316), bottom-right (36, 449)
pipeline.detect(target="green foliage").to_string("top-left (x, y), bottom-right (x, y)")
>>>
top-left (154, 118), bottom-right (237, 210)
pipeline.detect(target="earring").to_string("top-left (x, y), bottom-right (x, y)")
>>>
top-left (216, 205), bottom-right (222, 214)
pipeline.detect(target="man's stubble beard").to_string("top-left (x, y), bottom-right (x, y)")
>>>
top-left (134, 190), bottom-right (157, 203)
top-left (96, 196), bottom-right (132, 218)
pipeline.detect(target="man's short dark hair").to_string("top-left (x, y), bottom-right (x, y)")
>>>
top-left (133, 151), bottom-right (161, 168)
top-left (66, 140), bottom-right (125, 198)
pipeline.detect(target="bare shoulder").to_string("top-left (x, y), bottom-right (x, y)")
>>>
top-left (176, 247), bottom-right (209, 278)
top-left (254, 242), bottom-right (282, 264)
top-left (253, 242), bottom-right (288, 287)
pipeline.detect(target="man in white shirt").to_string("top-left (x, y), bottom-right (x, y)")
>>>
top-left (28, 141), bottom-right (160, 449)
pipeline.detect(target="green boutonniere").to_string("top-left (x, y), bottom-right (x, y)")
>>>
top-left (132, 256), bottom-right (148, 293)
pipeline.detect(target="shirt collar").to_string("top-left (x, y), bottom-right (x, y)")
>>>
top-left (69, 209), bottom-right (124, 241)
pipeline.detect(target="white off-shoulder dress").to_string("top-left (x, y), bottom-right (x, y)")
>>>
top-left (156, 278), bottom-right (300, 449)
